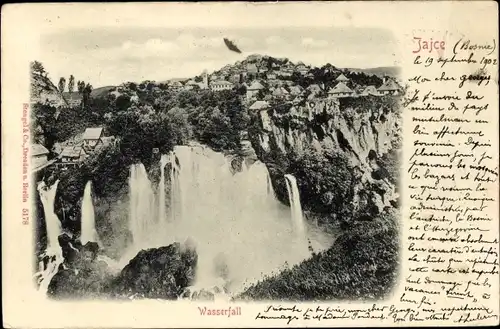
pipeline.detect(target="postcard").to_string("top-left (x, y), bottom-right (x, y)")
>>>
top-left (1, 2), bottom-right (499, 328)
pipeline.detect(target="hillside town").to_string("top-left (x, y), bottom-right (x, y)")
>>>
top-left (31, 54), bottom-right (402, 171)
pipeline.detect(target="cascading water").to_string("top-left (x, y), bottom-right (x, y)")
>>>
top-left (128, 163), bottom-right (156, 249)
top-left (284, 174), bottom-right (306, 236)
top-left (121, 143), bottom-right (329, 297)
top-left (81, 181), bottom-right (98, 245)
top-left (169, 151), bottom-right (181, 223)
top-left (158, 154), bottom-right (169, 224)
top-left (35, 180), bottom-right (64, 294)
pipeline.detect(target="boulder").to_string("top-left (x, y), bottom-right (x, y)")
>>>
top-left (109, 242), bottom-right (197, 299)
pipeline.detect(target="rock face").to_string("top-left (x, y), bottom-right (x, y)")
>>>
top-left (47, 235), bottom-right (112, 299)
top-left (30, 70), bottom-right (68, 115)
top-left (109, 242), bottom-right (197, 299)
top-left (250, 95), bottom-right (401, 223)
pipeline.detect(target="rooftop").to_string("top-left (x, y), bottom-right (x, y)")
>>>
top-left (247, 63), bottom-right (259, 73)
top-left (83, 127), bottom-right (103, 140)
top-left (307, 84), bottom-right (322, 93)
top-left (211, 80), bottom-right (234, 86)
top-left (362, 85), bottom-right (380, 95)
top-left (272, 87), bottom-right (290, 96)
top-left (249, 100), bottom-right (270, 111)
top-left (378, 79), bottom-right (401, 91)
top-left (32, 144), bottom-right (49, 156)
top-left (336, 73), bottom-right (349, 82)
top-left (329, 82), bottom-right (353, 94)
top-left (61, 145), bottom-right (84, 158)
top-left (247, 81), bottom-right (265, 90)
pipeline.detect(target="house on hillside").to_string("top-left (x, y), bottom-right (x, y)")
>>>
top-left (32, 144), bottom-right (50, 169)
top-left (378, 78), bottom-right (402, 95)
top-left (266, 72), bottom-right (277, 80)
top-left (249, 101), bottom-right (272, 131)
top-left (296, 61), bottom-right (306, 69)
top-left (83, 127), bottom-right (104, 151)
top-left (296, 62), bottom-right (309, 75)
top-left (335, 73), bottom-right (350, 83)
top-left (62, 92), bottom-right (83, 107)
top-left (247, 63), bottom-right (259, 79)
top-left (169, 81), bottom-right (183, 91)
top-left (289, 85), bottom-right (304, 96)
top-left (210, 80), bottom-right (234, 92)
top-left (328, 82), bottom-right (354, 98)
top-left (278, 68), bottom-right (293, 77)
top-left (246, 81), bottom-right (265, 101)
top-left (307, 84), bottom-right (322, 96)
top-left (184, 80), bottom-right (198, 91)
top-left (249, 100), bottom-right (270, 111)
top-left (361, 85), bottom-right (381, 97)
top-left (272, 87), bottom-right (290, 99)
top-left (59, 145), bottom-right (87, 167)
top-left (228, 73), bottom-right (242, 85)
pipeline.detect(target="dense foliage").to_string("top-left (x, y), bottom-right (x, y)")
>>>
top-left (260, 144), bottom-right (357, 217)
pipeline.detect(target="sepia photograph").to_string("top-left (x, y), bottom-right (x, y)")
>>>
top-left (30, 26), bottom-right (404, 302)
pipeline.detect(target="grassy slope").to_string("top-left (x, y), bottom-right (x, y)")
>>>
top-left (90, 86), bottom-right (116, 98)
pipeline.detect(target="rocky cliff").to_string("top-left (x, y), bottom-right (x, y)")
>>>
top-left (30, 71), bottom-right (68, 111)
top-left (249, 95), bottom-right (401, 226)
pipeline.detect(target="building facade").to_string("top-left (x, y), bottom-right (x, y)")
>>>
top-left (210, 80), bottom-right (234, 92)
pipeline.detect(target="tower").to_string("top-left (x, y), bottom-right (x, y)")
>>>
top-left (202, 70), bottom-right (208, 89)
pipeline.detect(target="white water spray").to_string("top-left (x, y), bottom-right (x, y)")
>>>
top-left (35, 180), bottom-right (63, 294)
top-left (284, 174), bottom-right (306, 236)
top-left (129, 163), bottom-right (156, 249)
top-left (121, 144), bottom-right (329, 296)
top-left (81, 181), bottom-right (98, 245)
top-left (158, 154), bottom-right (169, 224)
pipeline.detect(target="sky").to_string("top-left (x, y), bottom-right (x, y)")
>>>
top-left (39, 27), bottom-right (399, 88)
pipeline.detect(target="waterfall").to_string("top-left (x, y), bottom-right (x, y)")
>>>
top-left (169, 151), bottom-right (181, 223)
top-left (129, 163), bottom-right (156, 248)
top-left (124, 144), bottom-right (327, 295)
top-left (168, 145), bottom-right (313, 293)
top-left (35, 180), bottom-right (63, 294)
top-left (81, 181), bottom-right (98, 245)
top-left (158, 154), bottom-right (169, 223)
top-left (284, 174), bottom-right (306, 236)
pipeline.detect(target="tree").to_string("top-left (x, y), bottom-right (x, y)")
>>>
top-left (76, 81), bottom-right (92, 109)
top-left (31, 103), bottom-right (58, 151)
top-left (77, 80), bottom-right (85, 94)
top-left (82, 83), bottom-right (93, 109)
top-left (31, 61), bottom-right (46, 76)
top-left (115, 95), bottom-right (131, 112)
top-left (68, 75), bottom-right (75, 93)
top-left (58, 77), bottom-right (66, 93)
